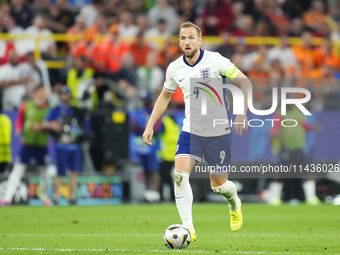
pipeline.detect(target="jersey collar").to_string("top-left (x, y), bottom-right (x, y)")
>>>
top-left (183, 48), bottom-right (204, 67)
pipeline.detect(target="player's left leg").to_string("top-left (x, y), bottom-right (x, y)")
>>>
top-left (203, 134), bottom-right (243, 232)
top-left (210, 174), bottom-right (242, 231)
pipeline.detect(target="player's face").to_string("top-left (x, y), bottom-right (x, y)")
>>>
top-left (179, 27), bottom-right (202, 59)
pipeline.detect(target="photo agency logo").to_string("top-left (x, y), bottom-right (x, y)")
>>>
top-left (192, 78), bottom-right (312, 128)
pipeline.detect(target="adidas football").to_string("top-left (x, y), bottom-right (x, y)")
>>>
top-left (163, 224), bottom-right (191, 249)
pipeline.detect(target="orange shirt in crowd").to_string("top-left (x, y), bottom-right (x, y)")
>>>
top-left (103, 40), bottom-right (129, 73)
top-left (303, 11), bottom-right (325, 27)
top-left (129, 42), bottom-right (151, 66)
top-left (313, 47), bottom-right (340, 69)
top-left (292, 46), bottom-right (315, 77)
top-left (70, 40), bottom-right (88, 59)
top-left (247, 69), bottom-right (269, 99)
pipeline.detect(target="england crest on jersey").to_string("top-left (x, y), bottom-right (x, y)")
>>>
top-left (200, 68), bottom-right (210, 79)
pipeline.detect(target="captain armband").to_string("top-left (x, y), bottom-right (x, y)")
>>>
top-left (224, 66), bottom-right (241, 80)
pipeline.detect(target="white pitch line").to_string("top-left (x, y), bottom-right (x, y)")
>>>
top-left (2, 233), bottom-right (339, 237)
top-left (0, 248), bottom-right (336, 254)
top-left (2, 233), bottom-right (160, 237)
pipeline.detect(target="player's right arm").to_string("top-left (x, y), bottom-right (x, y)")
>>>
top-left (143, 89), bottom-right (172, 145)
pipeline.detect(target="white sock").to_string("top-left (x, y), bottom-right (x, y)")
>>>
top-left (269, 181), bottom-right (283, 200)
top-left (303, 180), bottom-right (316, 200)
top-left (174, 169), bottom-right (194, 230)
top-left (4, 163), bottom-right (26, 202)
top-left (212, 180), bottom-right (240, 211)
top-left (39, 167), bottom-right (49, 201)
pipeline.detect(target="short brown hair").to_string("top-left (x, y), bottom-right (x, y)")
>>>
top-left (179, 21), bottom-right (202, 38)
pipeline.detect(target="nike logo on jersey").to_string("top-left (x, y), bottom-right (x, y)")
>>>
top-left (179, 78), bottom-right (185, 82)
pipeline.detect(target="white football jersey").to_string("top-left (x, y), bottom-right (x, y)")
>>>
top-left (164, 49), bottom-right (234, 137)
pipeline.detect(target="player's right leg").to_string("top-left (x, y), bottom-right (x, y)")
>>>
top-left (174, 157), bottom-right (197, 242)
top-left (174, 131), bottom-right (203, 242)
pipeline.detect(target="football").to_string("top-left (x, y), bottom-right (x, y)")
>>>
top-left (163, 224), bottom-right (191, 249)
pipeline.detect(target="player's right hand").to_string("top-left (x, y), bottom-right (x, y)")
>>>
top-left (142, 127), bottom-right (154, 145)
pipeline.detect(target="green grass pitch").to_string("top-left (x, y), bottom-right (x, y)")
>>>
top-left (0, 203), bottom-right (339, 254)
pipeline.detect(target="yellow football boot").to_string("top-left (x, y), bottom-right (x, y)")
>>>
top-left (230, 199), bottom-right (243, 232)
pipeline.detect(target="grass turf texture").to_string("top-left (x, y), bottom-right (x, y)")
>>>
top-left (0, 204), bottom-right (339, 254)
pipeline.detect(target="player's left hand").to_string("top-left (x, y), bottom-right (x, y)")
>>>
top-left (234, 115), bottom-right (248, 135)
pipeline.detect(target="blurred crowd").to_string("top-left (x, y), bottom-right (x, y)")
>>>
top-left (0, 0), bottom-right (339, 113)
top-left (0, 0), bottom-right (339, 204)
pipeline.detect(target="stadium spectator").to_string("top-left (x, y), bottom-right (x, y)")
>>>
top-left (147, 0), bottom-right (178, 35)
top-left (246, 57), bottom-right (269, 103)
top-left (254, 20), bottom-right (270, 37)
top-left (137, 51), bottom-right (163, 94)
top-left (287, 18), bottom-right (304, 37)
top-left (121, 0), bottom-right (143, 13)
top-left (47, 0), bottom-right (75, 33)
top-left (177, 0), bottom-right (197, 24)
top-left (267, 35), bottom-right (296, 75)
top-left (129, 31), bottom-right (152, 67)
top-left (102, 0), bottom-right (119, 26)
top-left (23, 15), bottom-right (55, 55)
top-left (93, 24), bottom-right (129, 74)
top-left (9, 0), bottom-right (34, 29)
top-left (269, 105), bottom-right (321, 205)
top-left (231, 1), bottom-right (245, 28)
top-left (232, 15), bottom-right (254, 37)
top-left (31, 0), bottom-right (52, 19)
top-left (44, 85), bottom-right (86, 204)
top-left (303, 0), bottom-right (326, 31)
top-left (292, 30), bottom-right (315, 78)
top-left (2, 13), bottom-right (26, 57)
top-left (66, 55), bottom-right (95, 108)
top-left (0, 49), bottom-right (28, 110)
top-left (0, 39), bottom-right (15, 65)
top-left (66, 14), bottom-right (87, 49)
top-left (265, 0), bottom-right (289, 35)
top-left (21, 52), bottom-right (52, 98)
top-left (136, 15), bottom-right (149, 34)
top-left (84, 14), bottom-right (108, 43)
top-left (67, 14), bottom-right (87, 35)
top-left (313, 38), bottom-right (340, 69)
top-left (114, 53), bottom-right (140, 109)
top-left (242, 45), bottom-right (269, 72)
top-left (145, 19), bottom-right (170, 38)
top-left (118, 11), bottom-right (138, 37)
top-left (314, 22), bottom-right (332, 38)
top-left (3, 12), bottom-right (24, 34)
top-left (0, 101), bottom-right (12, 174)
top-left (130, 91), bottom-right (161, 203)
top-left (159, 112), bottom-right (180, 201)
top-left (145, 19), bottom-right (171, 49)
top-left (80, 0), bottom-right (103, 27)
top-left (199, 0), bottom-right (235, 35)
top-left (0, 84), bottom-right (51, 207)
top-left (215, 31), bottom-right (235, 59)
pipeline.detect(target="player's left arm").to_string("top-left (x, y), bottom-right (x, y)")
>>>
top-left (225, 67), bottom-right (253, 135)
